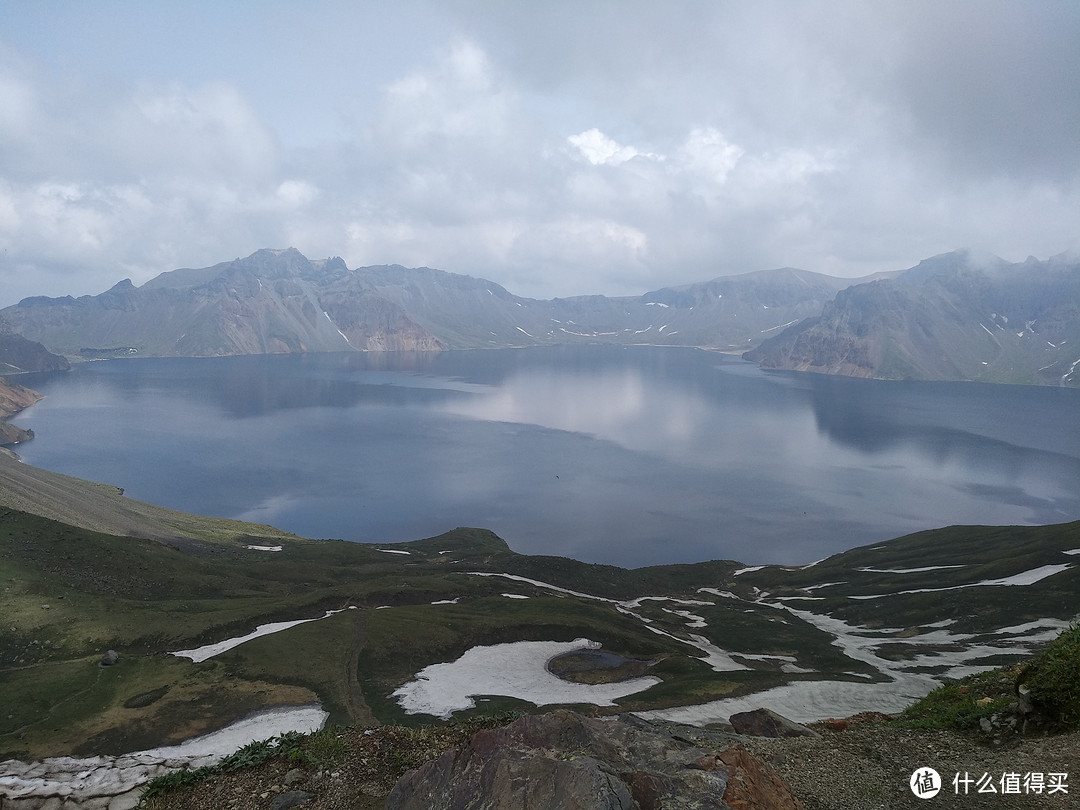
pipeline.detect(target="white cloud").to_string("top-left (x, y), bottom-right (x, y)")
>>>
top-left (677, 128), bottom-right (743, 183)
top-left (0, 3), bottom-right (1077, 305)
top-left (118, 83), bottom-right (279, 181)
top-left (568, 128), bottom-right (646, 166)
top-left (275, 180), bottom-right (318, 209)
top-left (379, 39), bottom-right (513, 151)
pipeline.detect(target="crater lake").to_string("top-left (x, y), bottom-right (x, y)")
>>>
top-left (12, 346), bottom-right (1080, 567)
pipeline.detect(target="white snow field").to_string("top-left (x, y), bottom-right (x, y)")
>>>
top-left (392, 638), bottom-right (662, 719)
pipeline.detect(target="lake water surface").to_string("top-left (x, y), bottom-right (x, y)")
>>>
top-left (13, 346), bottom-right (1080, 567)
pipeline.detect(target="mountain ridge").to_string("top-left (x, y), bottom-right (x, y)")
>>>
top-left (3, 247), bottom-right (1078, 385)
top-left (0, 248), bottom-right (875, 358)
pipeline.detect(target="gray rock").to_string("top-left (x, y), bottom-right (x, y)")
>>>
top-left (283, 767), bottom-right (305, 785)
top-left (386, 709), bottom-right (803, 810)
top-left (728, 707), bottom-right (820, 738)
top-left (269, 789), bottom-right (315, 810)
top-left (1017, 683), bottom-right (1035, 715)
top-left (99, 650), bottom-right (120, 667)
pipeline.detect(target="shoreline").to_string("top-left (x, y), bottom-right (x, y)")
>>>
top-left (0, 376), bottom-right (42, 446)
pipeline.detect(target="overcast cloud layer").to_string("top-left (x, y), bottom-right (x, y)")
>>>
top-left (1, 0), bottom-right (1078, 306)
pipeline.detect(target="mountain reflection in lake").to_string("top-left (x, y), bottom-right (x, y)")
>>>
top-left (14, 346), bottom-right (1080, 567)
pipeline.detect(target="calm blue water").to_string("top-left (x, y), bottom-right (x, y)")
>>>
top-left (11, 346), bottom-right (1080, 567)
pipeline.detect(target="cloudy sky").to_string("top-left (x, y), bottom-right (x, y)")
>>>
top-left (1, 1), bottom-right (1078, 307)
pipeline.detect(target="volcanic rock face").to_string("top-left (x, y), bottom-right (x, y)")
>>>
top-left (385, 710), bottom-right (804, 810)
top-left (745, 250), bottom-right (1080, 385)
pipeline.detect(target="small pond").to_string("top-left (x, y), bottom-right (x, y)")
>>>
top-left (547, 649), bottom-right (658, 684)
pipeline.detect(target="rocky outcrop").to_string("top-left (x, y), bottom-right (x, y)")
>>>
top-left (728, 709), bottom-right (820, 739)
top-left (385, 709), bottom-right (804, 810)
top-left (0, 377), bottom-right (43, 445)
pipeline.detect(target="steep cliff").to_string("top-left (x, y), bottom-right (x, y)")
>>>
top-left (0, 377), bottom-right (42, 445)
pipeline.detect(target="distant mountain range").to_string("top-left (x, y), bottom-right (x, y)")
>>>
top-left (0, 248), bottom-right (860, 357)
top-left (2, 247), bottom-right (1078, 385)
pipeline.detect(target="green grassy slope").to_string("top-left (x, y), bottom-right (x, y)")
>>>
top-left (0, 449), bottom-right (300, 546)
top-left (3, 461), bottom-right (1079, 761)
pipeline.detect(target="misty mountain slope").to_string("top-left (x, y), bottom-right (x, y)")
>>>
top-left (0, 249), bottom-right (871, 358)
top-left (745, 251), bottom-right (1080, 385)
top-left (356, 264), bottom-right (546, 349)
top-left (0, 320), bottom-right (70, 374)
top-left (634, 267), bottom-right (878, 350)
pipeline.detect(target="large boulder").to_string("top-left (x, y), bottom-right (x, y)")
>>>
top-left (385, 710), bottom-right (804, 810)
top-left (728, 708), bottom-right (819, 739)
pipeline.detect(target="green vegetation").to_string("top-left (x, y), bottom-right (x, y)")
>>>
top-left (1021, 622), bottom-right (1080, 730)
top-left (739, 521), bottom-right (1080, 635)
top-left (893, 669), bottom-right (1017, 730)
top-left (138, 727), bottom-right (344, 802)
top-left (0, 501), bottom-right (764, 757)
top-left (896, 623), bottom-right (1080, 733)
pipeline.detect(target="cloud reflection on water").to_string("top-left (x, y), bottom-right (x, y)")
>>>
top-left (14, 348), bottom-right (1080, 566)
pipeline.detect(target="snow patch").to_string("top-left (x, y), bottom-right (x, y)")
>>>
top-left (732, 566), bottom-right (765, 576)
top-left (856, 564), bottom-right (966, 574)
top-left (171, 609), bottom-right (350, 662)
top-left (696, 588), bottom-right (740, 600)
top-left (0, 706), bottom-right (328, 808)
top-left (847, 563), bottom-right (1071, 599)
top-left (393, 639), bottom-right (661, 719)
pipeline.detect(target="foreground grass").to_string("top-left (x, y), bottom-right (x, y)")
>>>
top-left (1, 506), bottom-right (759, 757)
